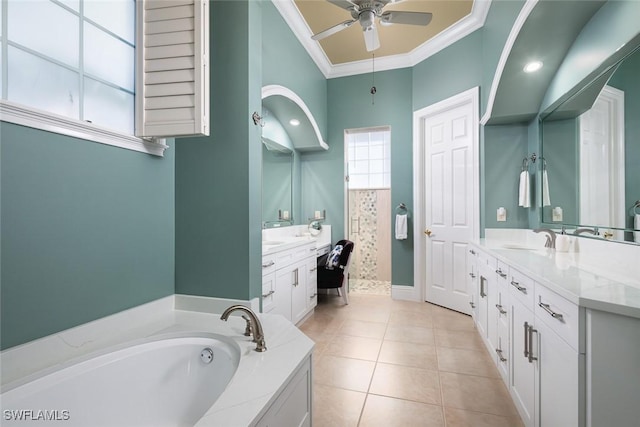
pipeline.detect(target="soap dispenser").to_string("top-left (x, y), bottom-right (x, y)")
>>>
top-left (555, 228), bottom-right (571, 252)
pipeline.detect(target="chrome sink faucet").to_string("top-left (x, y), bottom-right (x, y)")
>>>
top-left (573, 227), bottom-right (599, 236)
top-left (533, 228), bottom-right (557, 249)
top-left (220, 305), bottom-right (267, 352)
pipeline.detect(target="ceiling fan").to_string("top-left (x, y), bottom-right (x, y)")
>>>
top-left (311, 0), bottom-right (433, 52)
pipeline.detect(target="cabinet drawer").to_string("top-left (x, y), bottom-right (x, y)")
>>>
top-left (262, 255), bottom-right (276, 275)
top-left (262, 272), bottom-right (276, 314)
top-left (508, 268), bottom-right (535, 311)
top-left (535, 284), bottom-right (580, 351)
top-left (495, 260), bottom-right (509, 292)
top-left (275, 244), bottom-right (316, 270)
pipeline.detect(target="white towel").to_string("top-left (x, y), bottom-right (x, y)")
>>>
top-left (634, 214), bottom-right (640, 243)
top-left (518, 171), bottom-right (530, 208)
top-left (395, 214), bottom-right (407, 240)
top-left (542, 169), bottom-right (551, 207)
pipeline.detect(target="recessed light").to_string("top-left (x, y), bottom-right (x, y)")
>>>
top-left (289, 119), bottom-right (300, 126)
top-left (523, 61), bottom-right (543, 73)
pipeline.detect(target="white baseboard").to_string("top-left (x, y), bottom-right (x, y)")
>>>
top-left (391, 285), bottom-right (421, 302)
top-left (174, 294), bottom-right (260, 314)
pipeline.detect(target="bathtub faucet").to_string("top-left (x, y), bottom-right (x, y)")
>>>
top-left (220, 305), bottom-right (267, 352)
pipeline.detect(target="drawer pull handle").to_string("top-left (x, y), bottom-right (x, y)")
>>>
top-left (310, 266), bottom-right (317, 272)
top-left (262, 290), bottom-right (275, 298)
top-left (510, 280), bottom-right (527, 293)
top-left (469, 249), bottom-right (476, 255)
top-left (495, 304), bottom-right (507, 315)
top-left (539, 302), bottom-right (564, 321)
top-left (262, 261), bottom-right (275, 268)
top-left (495, 269), bottom-right (507, 278)
top-left (495, 348), bottom-right (507, 362)
top-left (310, 248), bottom-right (316, 252)
top-left (468, 272), bottom-right (476, 278)
top-left (527, 323), bottom-right (538, 363)
top-left (480, 277), bottom-right (487, 298)
top-left (523, 322), bottom-right (529, 358)
top-left (469, 301), bottom-right (475, 308)
top-left (310, 294), bottom-right (317, 299)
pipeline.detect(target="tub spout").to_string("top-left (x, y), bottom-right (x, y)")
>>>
top-left (220, 305), bottom-right (266, 352)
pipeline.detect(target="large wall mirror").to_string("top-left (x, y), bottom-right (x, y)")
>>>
top-left (541, 45), bottom-right (640, 243)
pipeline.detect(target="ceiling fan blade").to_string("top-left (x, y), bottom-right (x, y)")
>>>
top-left (311, 19), bottom-right (356, 41)
top-left (363, 24), bottom-right (380, 52)
top-left (326, 0), bottom-right (358, 11)
top-left (380, 11), bottom-right (433, 26)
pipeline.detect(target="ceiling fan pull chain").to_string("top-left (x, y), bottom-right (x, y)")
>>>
top-left (370, 53), bottom-right (376, 105)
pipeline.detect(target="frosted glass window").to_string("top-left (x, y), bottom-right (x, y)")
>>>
top-left (84, 22), bottom-right (134, 91)
top-left (8, 0), bottom-right (79, 67)
top-left (84, 77), bottom-right (134, 134)
top-left (7, 47), bottom-right (79, 119)
top-left (84, 0), bottom-right (135, 43)
top-left (347, 128), bottom-right (391, 189)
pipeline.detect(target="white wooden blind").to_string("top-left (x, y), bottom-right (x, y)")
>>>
top-left (136, 0), bottom-right (209, 137)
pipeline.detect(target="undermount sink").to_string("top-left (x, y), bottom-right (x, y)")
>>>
top-left (501, 243), bottom-right (538, 250)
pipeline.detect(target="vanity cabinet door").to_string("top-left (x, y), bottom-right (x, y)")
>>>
top-left (495, 284), bottom-right (510, 385)
top-left (537, 319), bottom-right (580, 427)
top-left (275, 267), bottom-right (294, 320)
top-left (510, 298), bottom-right (537, 427)
top-left (291, 260), bottom-right (308, 325)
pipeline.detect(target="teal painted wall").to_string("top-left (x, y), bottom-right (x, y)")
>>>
top-left (484, 124), bottom-right (531, 229)
top-left (540, 118), bottom-right (580, 225)
top-left (175, 0), bottom-right (262, 301)
top-left (412, 30), bottom-right (483, 111)
top-left (1, 124), bottom-right (175, 350)
top-left (262, 1), bottom-right (327, 139)
top-left (309, 68), bottom-right (414, 286)
top-left (481, 0), bottom-right (526, 115)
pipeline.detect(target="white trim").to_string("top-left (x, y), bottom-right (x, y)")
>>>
top-left (481, 0), bottom-right (538, 125)
top-left (391, 285), bottom-right (420, 302)
top-left (1, 100), bottom-right (169, 156)
top-left (412, 87), bottom-right (480, 302)
top-left (261, 85), bottom-right (328, 150)
top-left (273, 0), bottom-right (492, 79)
top-left (174, 294), bottom-right (261, 314)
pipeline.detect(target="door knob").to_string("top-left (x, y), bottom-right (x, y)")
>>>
top-left (424, 229), bottom-right (432, 236)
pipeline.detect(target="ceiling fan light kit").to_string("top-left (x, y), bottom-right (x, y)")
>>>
top-left (311, 0), bottom-right (433, 52)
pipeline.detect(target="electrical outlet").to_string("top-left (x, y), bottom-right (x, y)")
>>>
top-left (552, 207), bottom-right (563, 222)
top-left (497, 207), bottom-right (507, 222)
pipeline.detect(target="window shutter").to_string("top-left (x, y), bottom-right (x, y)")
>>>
top-left (136, 0), bottom-right (209, 138)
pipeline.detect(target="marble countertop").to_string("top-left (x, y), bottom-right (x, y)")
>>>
top-left (472, 238), bottom-right (640, 319)
top-left (1, 299), bottom-right (314, 426)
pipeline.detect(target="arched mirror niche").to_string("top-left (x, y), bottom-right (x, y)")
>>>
top-left (261, 85), bottom-right (328, 229)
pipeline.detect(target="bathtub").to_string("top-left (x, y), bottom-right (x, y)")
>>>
top-left (1, 332), bottom-right (240, 427)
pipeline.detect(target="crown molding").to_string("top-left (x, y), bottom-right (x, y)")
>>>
top-left (272, 0), bottom-right (492, 79)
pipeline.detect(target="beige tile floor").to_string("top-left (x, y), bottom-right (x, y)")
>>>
top-left (299, 293), bottom-right (524, 427)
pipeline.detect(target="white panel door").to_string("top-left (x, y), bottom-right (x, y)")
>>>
top-left (422, 98), bottom-right (475, 313)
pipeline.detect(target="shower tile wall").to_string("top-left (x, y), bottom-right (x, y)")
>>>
top-left (349, 189), bottom-right (391, 281)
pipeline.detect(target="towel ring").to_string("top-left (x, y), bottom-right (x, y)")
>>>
top-left (633, 200), bottom-right (640, 215)
top-left (396, 203), bottom-right (408, 214)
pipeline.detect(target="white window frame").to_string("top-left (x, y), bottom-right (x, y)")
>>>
top-left (345, 126), bottom-right (392, 190)
top-left (0, 0), bottom-right (209, 157)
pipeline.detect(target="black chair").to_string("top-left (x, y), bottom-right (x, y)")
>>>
top-left (317, 239), bottom-right (354, 304)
